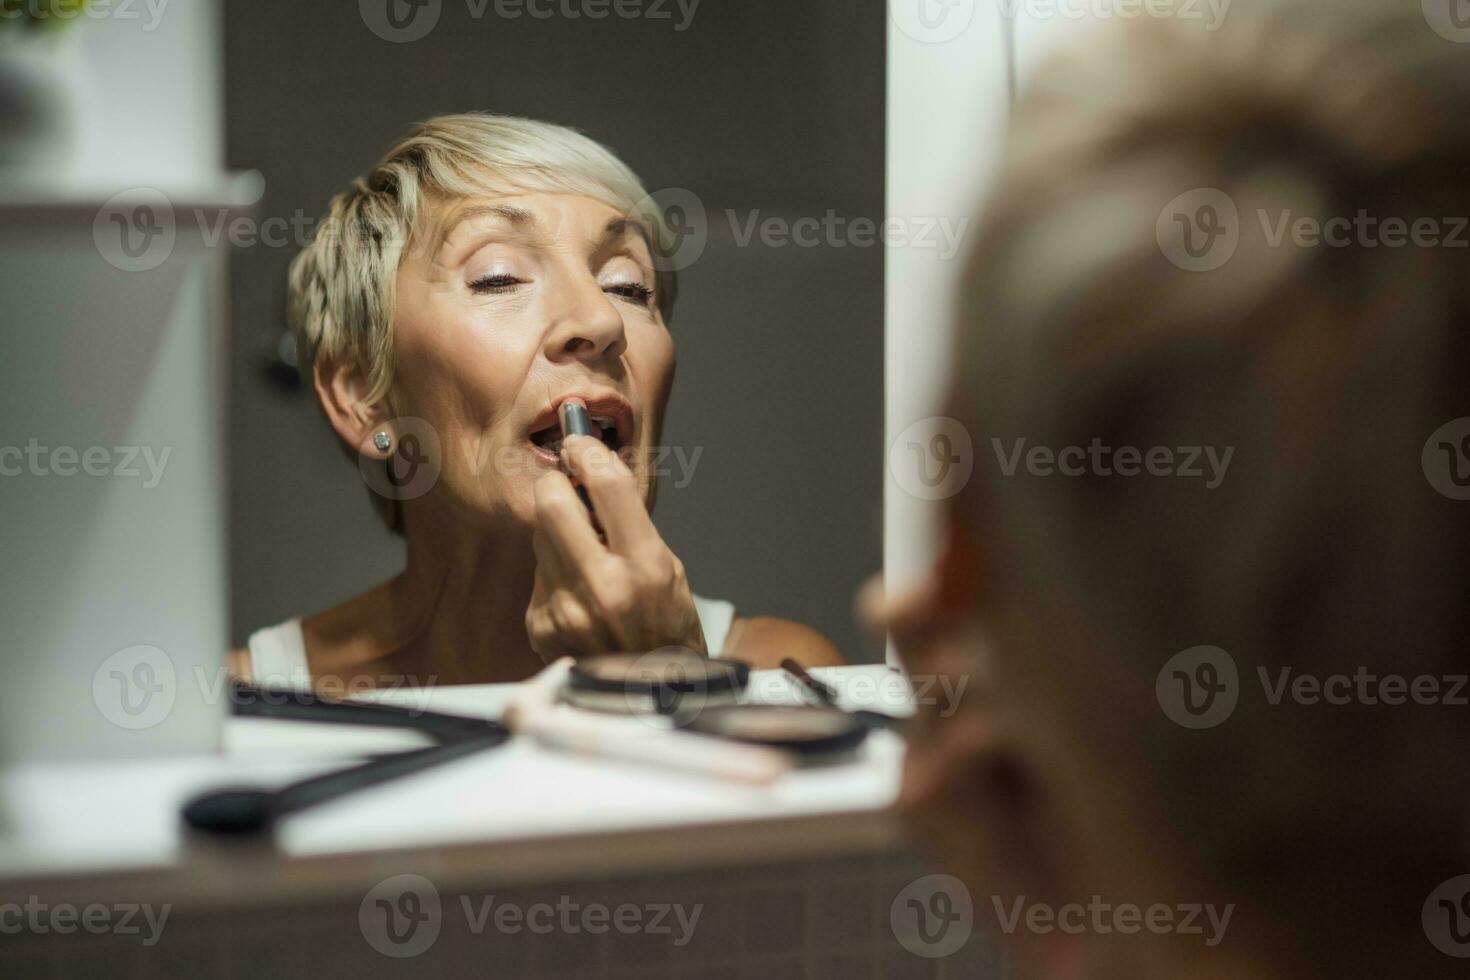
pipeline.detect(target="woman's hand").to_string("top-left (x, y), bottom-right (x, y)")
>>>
top-left (526, 434), bottom-right (707, 659)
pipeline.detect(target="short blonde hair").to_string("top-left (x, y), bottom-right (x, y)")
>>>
top-left (958, 0), bottom-right (1470, 971)
top-left (287, 112), bottom-right (678, 407)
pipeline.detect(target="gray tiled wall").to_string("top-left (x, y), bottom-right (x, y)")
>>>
top-left (1, 850), bottom-right (1005, 979)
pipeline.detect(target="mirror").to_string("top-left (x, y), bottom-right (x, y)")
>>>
top-left (224, 0), bottom-right (885, 686)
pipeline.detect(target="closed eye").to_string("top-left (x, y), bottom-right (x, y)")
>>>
top-left (469, 274), bottom-right (524, 294)
top-left (605, 281), bottom-right (655, 306)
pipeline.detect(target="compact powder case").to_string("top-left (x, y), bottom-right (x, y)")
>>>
top-left (565, 650), bottom-right (752, 716)
top-left (683, 704), bottom-right (871, 757)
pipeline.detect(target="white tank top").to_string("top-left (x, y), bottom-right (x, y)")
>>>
top-left (244, 594), bottom-right (738, 690)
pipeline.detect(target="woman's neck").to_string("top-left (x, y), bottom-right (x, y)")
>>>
top-left (398, 516), bottom-right (544, 683)
top-left (305, 507), bottom-right (546, 686)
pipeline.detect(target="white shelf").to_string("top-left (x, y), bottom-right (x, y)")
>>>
top-left (0, 170), bottom-right (263, 231)
top-left (0, 666), bottom-right (908, 908)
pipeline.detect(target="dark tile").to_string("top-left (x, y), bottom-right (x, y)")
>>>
top-left (671, 894), bottom-right (740, 964)
top-left (947, 934), bottom-right (1005, 979)
top-left (303, 905), bottom-right (396, 979)
top-left (813, 952), bottom-right (871, 980)
top-left (735, 860), bottom-right (801, 894)
top-left (135, 935), bottom-right (232, 980)
top-left (878, 949), bottom-right (941, 980)
top-left (876, 847), bottom-right (931, 879)
top-left (610, 964), bottom-right (674, 980)
top-left (739, 953), bottom-right (807, 980)
top-left (56, 938), bottom-right (142, 980)
top-left (672, 965), bottom-right (740, 980)
top-left (577, 885), bottom-right (671, 969)
top-left (0, 940), bottom-right (59, 980)
top-left (742, 889), bottom-right (805, 953)
top-left (603, 922), bottom-right (675, 972)
top-left (224, 909), bottom-right (309, 980)
top-left (538, 922), bottom-right (605, 974)
top-left (444, 928), bottom-right (536, 980)
top-left (808, 880), bottom-right (874, 949)
top-left (802, 853), bottom-right (880, 885)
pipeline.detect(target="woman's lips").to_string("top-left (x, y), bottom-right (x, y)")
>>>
top-left (524, 393), bottom-right (635, 463)
top-left (528, 443), bottom-right (562, 466)
top-left (525, 437), bottom-right (639, 468)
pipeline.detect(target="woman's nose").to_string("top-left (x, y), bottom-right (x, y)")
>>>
top-left (544, 281), bottom-right (628, 364)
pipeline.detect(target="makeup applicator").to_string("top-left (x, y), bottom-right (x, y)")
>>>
top-left (558, 397), bottom-right (598, 513)
top-left (558, 397), bottom-right (596, 441)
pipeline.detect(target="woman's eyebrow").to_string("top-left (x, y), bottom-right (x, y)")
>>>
top-left (433, 204), bottom-right (539, 258)
top-left (589, 217), bottom-right (654, 261)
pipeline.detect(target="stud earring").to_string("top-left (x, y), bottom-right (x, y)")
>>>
top-left (372, 431), bottom-right (393, 454)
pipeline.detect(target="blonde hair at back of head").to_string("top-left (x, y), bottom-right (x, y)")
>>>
top-left (958, 2), bottom-right (1470, 974)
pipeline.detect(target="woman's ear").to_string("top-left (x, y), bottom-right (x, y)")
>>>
top-left (926, 465), bottom-right (999, 625)
top-left (901, 718), bottom-right (1085, 938)
top-left (314, 356), bottom-right (391, 458)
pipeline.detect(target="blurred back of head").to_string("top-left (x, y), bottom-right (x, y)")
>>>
top-left (957, 0), bottom-right (1470, 973)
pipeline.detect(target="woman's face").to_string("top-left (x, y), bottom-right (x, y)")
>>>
top-left (386, 192), bottom-right (675, 530)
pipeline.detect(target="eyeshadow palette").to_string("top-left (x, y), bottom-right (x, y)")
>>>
top-left (682, 704), bottom-right (871, 757)
top-left (564, 650), bottom-right (752, 716)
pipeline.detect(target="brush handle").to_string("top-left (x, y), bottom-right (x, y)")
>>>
top-left (181, 733), bottom-right (507, 835)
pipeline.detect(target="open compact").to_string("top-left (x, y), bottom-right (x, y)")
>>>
top-left (565, 652), bottom-right (872, 760)
top-left (564, 649), bottom-right (752, 716)
top-left (682, 704), bottom-right (870, 758)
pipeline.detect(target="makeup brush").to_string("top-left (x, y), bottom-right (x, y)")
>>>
top-left (181, 689), bottom-right (509, 835)
top-left (181, 733), bottom-right (505, 835)
top-left (780, 658), bottom-right (839, 704)
top-left (779, 659), bottom-right (909, 735)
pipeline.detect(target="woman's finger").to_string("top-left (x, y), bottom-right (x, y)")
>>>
top-left (533, 469), bottom-right (606, 572)
top-left (548, 589), bottom-right (613, 654)
top-left (531, 523), bottom-right (569, 581)
top-left (558, 434), bottom-right (658, 558)
top-left (527, 574), bottom-right (609, 658)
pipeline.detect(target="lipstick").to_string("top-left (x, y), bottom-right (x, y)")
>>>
top-left (558, 398), bottom-right (597, 516)
top-left (558, 397), bottom-right (595, 439)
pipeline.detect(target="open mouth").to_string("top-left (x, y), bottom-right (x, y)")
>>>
top-left (527, 398), bottom-right (632, 460)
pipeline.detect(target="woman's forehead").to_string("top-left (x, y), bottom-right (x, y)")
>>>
top-left (430, 192), bottom-right (644, 254)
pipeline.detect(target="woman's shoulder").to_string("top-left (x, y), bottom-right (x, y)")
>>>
top-left (227, 645), bottom-right (252, 681)
top-left (724, 616), bottom-right (846, 670)
top-left (229, 580), bottom-right (399, 682)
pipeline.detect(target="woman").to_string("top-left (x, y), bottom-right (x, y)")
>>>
top-left (881, 1), bottom-right (1470, 978)
top-left (232, 114), bottom-right (842, 689)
